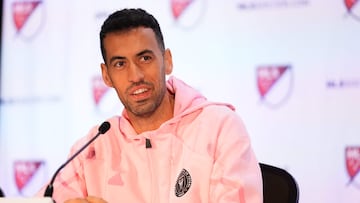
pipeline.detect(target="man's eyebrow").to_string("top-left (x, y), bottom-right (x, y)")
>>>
top-left (136, 49), bottom-right (154, 57)
top-left (108, 50), bottom-right (154, 64)
top-left (109, 56), bottom-right (125, 64)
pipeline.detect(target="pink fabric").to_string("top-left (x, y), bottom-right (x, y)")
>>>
top-left (37, 76), bottom-right (263, 203)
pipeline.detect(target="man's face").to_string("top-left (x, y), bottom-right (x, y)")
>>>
top-left (101, 27), bottom-right (172, 118)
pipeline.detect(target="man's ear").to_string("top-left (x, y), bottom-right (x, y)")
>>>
top-left (101, 63), bottom-right (113, 87)
top-left (164, 49), bottom-right (173, 75)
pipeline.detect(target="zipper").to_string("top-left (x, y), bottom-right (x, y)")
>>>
top-left (145, 137), bottom-right (157, 203)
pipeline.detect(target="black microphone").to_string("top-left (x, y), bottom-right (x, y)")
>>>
top-left (0, 187), bottom-right (5, 197)
top-left (44, 121), bottom-right (111, 198)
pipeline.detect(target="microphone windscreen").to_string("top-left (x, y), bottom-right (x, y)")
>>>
top-left (98, 121), bottom-right (111, 134)
top-left (0, 187), bottom-right (4, 197)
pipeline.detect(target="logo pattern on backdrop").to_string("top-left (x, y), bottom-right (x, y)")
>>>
top-left (91, 75), bottom-right (122, 115)
top-left (345, 146), bottom-right (360, 187)
top-left (344, 0), bottom-right (360, 21)
top-left (236, 0), bottom-right (309, 10)
top-left (171, 0), bottom-right (193, 19)
top-left (170, 0), bottom-right (206, 28)
top-left (92, 75), bottom-right (110, 106)
top-left (13, 160), bottom-right (44, 195)
top-left (256, 65), bottom-right (293, 108)
top-left (326, 78), bottom-right (360, 89)
top-left (12, 0), bottom-right (44, 39)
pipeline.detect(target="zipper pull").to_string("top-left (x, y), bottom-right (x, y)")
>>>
top-left (145, 138), bottom-right (152, 149)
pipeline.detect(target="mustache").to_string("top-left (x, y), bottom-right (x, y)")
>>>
top-left (126, 80), bottom-right (153, 92)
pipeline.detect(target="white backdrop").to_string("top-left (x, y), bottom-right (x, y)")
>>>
top-left (1, 0), bottom-right (360, 202)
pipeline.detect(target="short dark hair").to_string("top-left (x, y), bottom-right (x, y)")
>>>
top-left (100, 8), bottom-right (165, 63)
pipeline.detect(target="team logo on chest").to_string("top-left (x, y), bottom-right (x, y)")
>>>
top-left (175, 168), bottom-right (192, 197)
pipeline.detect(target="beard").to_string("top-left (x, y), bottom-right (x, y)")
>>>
top-left (121, 77), bottom-right (167, 118)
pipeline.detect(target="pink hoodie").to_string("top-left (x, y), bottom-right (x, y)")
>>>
top-left (38, 76), bottom-right (263, 203)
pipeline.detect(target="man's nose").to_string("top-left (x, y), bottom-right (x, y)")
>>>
top-left (128, 63), bottom-right (144, 82)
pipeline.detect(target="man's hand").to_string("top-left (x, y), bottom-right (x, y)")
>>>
top-left (64, 196), bottom-right (107, 203)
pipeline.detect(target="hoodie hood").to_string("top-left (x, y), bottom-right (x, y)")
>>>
top-left (167, 76), bottom-right (235, 119)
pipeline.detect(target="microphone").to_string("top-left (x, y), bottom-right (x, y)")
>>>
top-left (43, 121), bottom-right (111, 198)
top-left (0, 187), bottom-right (5, 197)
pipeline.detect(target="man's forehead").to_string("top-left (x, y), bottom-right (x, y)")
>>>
top-left (106, 27), bottom-right (155, 38)
top-left (103, 27), bottom-right (161, 61)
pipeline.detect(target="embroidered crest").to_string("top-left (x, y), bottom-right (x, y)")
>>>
top-left (175, 168), bottom-right (192, 197)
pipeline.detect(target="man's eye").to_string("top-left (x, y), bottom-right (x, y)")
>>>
top-left (114, 61), bottom-right (125, 67)
top-left (141, 55), bottom-right (152, 62)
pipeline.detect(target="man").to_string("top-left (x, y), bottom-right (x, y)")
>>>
top-left (40, 8), bottom-right (263, 203)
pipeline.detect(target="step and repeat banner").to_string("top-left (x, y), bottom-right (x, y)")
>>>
top-left (1, 0), bottom-right (360, 202)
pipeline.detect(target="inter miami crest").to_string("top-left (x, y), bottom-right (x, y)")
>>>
top-left (175, 168), bottom-right (192, 197)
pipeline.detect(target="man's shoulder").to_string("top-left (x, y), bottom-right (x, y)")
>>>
top-left (200, 102), bottom-right (236, 115)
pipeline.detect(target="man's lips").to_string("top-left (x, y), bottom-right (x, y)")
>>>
top-left (132, 87), bottom-right (148, 95)
top-left (129, 86), bottom-right (152, 100)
